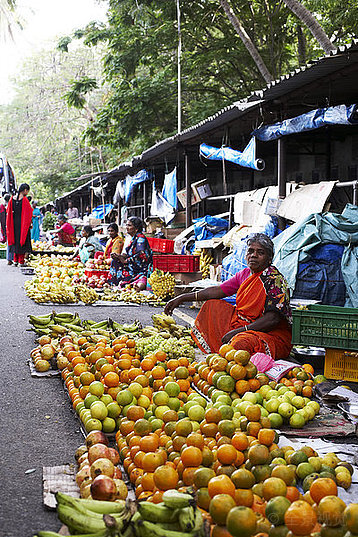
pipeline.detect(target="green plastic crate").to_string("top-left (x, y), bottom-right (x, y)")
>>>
top-left (292, 304), bottom-right (358, 351)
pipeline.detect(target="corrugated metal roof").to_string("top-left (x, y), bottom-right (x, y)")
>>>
top-left (248, 40), bottom-right (358, 102)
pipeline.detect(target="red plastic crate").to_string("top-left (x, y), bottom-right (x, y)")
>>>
top-left (153, 254), bottom-right (199, 273)
top-left (147, 237), bottom-right (174, 253)
top-left (85, 269), bottom-right (110, 279)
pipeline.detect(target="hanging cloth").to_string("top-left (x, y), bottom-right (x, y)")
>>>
top-left (200, 137), bottom-right (265, 171)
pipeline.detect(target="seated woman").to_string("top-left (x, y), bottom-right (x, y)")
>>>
top-left (53, 214), bottom-right (76, 246)
top-left (165, 233), bottom-right (292, 360)
top-left (109, 216), bottom-right (152, 291)
top-left (104, 223), bottom-right (124, 261)
top-left (72, 225), bottom-right (103, 263)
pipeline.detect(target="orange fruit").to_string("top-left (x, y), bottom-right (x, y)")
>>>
top-left (208, 474), bottom-right (235, 499)
top-left (284, 500), bottom-right (317, 535)
top-left (344, 503), bottom-right (358, 534)
top-left (153, 464), bottom-right (179, 490)
top-left (231, 432), bottom-right (249, 451)
top-left (262, 477), bottom-right (287, 500)
top-left (227, 506), bottom-right (257, 537)
top-left (209, 493), bottom-right (236, 525)
top-left (310, 477), bottom-right (338, 504)
top-left (103, 371), bottom-right (119, 387)
top-left (317, 496), bottom-right (346, 526)
top-left (257, 429), bottom-right (275, 446)
top-left (217, 444), bottom-right (238, 465)
top-left (181, 446), bottom-right (203, 468)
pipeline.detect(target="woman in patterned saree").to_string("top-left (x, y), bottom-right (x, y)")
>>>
top-left (109, 216), bottom-right (152, 291)
top-left (165, 233), bottom-right (292, 359)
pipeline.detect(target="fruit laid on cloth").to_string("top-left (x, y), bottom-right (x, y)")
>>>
top-left (24, 279), bottom-right (78, 304)
top-left (74, 284), bottom-right (99, 304)
top-left (148, 269), bottom-right (175, 299)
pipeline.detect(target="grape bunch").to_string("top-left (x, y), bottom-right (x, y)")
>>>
top-left (135, 334), bottom-right (195, 360)
top-left (148, 269), bottom-right (175, 299)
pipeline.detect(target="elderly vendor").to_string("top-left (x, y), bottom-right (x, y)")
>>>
top-left (165, 233), bottom-right (292, 359)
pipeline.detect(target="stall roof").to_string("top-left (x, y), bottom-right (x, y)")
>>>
top-left (249, 40), bottom-right (358, 104)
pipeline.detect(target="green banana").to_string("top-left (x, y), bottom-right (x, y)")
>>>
top-left (162, 490), bottom-right (195, 509)
top-left (137, 519), bottom-right (198, 537)
top-left (35, 530), bottom-right (108, 537)
top-left (56, 492), bottom-right (126, 515)
top-left (49, 324), bottom-right (68, 335)
top-left (178, 506), bottom-right (203, 532)
top-left (57, 504), bottom-right (111, 534)
top-left (53, 311), bottom-right (76, 320)
top-left (90, 320), bottom-right (109, 329)
top-left (28, 314), bottom-right (52, 325)
top-left (62, 323), bottom-right (83, 333)
top-left (137, 502), bottom-right (178, 523)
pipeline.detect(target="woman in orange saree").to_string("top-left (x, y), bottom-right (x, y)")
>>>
top-left (165, 234), bottom-right (292, 359)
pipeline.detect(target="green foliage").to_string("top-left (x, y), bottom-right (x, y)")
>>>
top-left (42, 211), bottom-right (57, 232)
top-left (0, 43), bottom-right (112, 204)
top-left (64, 77), bottom-right (98, 109)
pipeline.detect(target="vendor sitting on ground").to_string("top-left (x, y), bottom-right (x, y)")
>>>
top-left (109, 216), bottom-right (152, 291)
top-left (165, 233), bottom-right (292, 360)
top-left (53, 214), bottom-right (76, 246)
top-left (72, 225), bottom-right (103, 263)
top-left (104, 223), bottom-right (124, 261)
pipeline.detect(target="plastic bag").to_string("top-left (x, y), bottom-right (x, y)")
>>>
top-left (221, 239), bottom-right (248, 282)
top-left (79, 247), bottom-right (90, 264)
top-left (194, 215), bottom-right (228, 241)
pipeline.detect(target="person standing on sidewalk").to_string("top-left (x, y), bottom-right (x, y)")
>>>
top-left (6, 183), bottom-right (33, 266)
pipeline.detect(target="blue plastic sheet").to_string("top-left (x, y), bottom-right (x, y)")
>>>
top-left (91, 203), bottom-right (114, 220)
top-left (193, 215), bottom-right (228, 241)
top-left (124, 169), bottom-right (150, 202)
top-left (273, 204), bottom-right (358, 307)
top-left (162, 167), bottom-right (177, 210)
top-left (254, 104), bottom-right (358, 142)
top-left (200, 137), bottom-right (265, 171)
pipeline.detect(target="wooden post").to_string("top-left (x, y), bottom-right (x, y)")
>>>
top-left (278, 138), bottom-right (286, 198)
top-left (277, 138), bottom-right (286, 230)
top-left (185, 151), bottom-right (192, 228)
top-left (143, 181), bottom-right (148, 220)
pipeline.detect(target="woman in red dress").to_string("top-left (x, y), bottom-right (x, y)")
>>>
top-left (6, 183), bottom-right (33, 266)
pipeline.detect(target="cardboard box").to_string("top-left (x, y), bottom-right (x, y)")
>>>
top-left (89, 217), bottom-right (102, 227)
top-left (174, 272), bottom-right (202, 285)
top-left (177, 188), bottom-right (200, 209)
top-left (192, 179), bottom-right (212, 200)
top-left (145, 217), bottom-right (164, 234)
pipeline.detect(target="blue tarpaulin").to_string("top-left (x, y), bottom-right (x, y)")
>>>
top-left (254, 104), bottom-right (358, 142)
top-left (91, 203), bottom-right (114, 220)
top-left (273, 204), bottom-right (358, 307)
top-left (200, 137), bottom-right (265, 171)
top-left (162, 167), bottom-right (177, 210)
top-left (193, 215), bottom-right (228, 241)
top-left (124, 169), bottom-right (150, 202)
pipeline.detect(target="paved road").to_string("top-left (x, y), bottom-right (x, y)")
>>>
top-left (0, 260), bottom-right (194, 537)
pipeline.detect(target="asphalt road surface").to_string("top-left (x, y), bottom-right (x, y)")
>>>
top-left (0, 260), bottom-right (195, 537)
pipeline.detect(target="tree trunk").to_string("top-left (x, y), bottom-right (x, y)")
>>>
top-left (297, 24), bottom-right (306, 65)
top-left (219, 0), bottom-right (273, 83)
top-left (282, 0), bottom-right (336, 54)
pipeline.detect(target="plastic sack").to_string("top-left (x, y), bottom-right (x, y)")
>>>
top-left (221, 239), bottom-right (248, 282)
top-left (194, 215), bottom-right (228, 241)
top-left (150, 182), bottom-right (175, 224)
top-left (79, 247), bottom-right (90, 264)
top-left (251, 353), bottom-right (275, 373)
top-left (162, 167), bottom-right (177, 210)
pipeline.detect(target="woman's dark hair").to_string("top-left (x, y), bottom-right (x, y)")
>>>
top-left (247, 233), bottom-right (274, 262)
top-left (108, 223), bottom-right (118, 233)
top-left (127, 216), bottom-right (143, 232)
top-left (18, 183), bottom-right (30, 193)
top-left (83, 225), bottom-right (94, 236)
top-left (4, 194), bottom-right (10, 202)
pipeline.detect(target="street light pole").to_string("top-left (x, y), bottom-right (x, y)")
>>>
top-left (177, 0), bottom-right (182, 134)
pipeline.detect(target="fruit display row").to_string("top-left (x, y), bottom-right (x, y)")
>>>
top-left (100, 288), bottom-right (166, 307)
top-left (86, 254), bottom-right (111, 271)
top-left (25, 279), bottom-right (99, 304)
top-left (28, 312), bottom-right (358, 537)
top-left (32, 240), bottom-right (75, 254)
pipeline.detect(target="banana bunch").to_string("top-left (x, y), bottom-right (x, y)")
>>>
top-left (199, 249), bottom-right (213, 279)
top-left (34, 492), bottom-right (131, 537)
top-left (74, 285), bottom-right (99, 304)
top-left (148, 269), bottom-right (175, 299)
top-left (28, 312), bottom-right (84, 337)
top-left (133, 490), bottom-right (205, 537)
top-left (24, 280), bottom-right (78, 304)
top-left (151, 313), bottom-right (192, 339)
top-left (102, 287), bottom-right (163, 306)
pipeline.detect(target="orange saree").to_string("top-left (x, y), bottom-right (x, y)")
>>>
top-left (191, 266), bottom-right (292, 359)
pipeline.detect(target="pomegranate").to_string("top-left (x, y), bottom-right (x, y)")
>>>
top-left (90, 458), bottom-right (115, 479)
top-left (88, 443), bottom-right (111, 465)
top-left (85, 430), bottom-right (109, 449)
top-left (75, 445), bottom-right (88, 462)
top-left (108, 447), bottom-right (120, 466)
top-left (76, 465), bottom-right (91, 487)
top-left (91, 475), bottom-right (117, 501)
